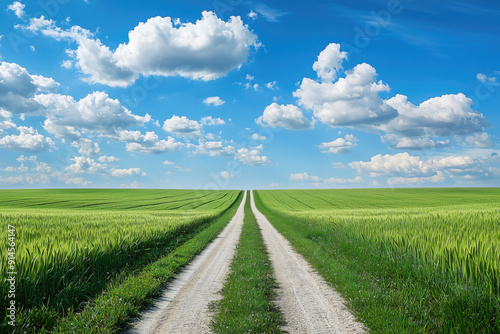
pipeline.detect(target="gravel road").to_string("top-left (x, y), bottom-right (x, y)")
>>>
top-left (250, 191), bottom-right (367, 334)
top-left (127, 190), bottom-right (366, 334)
top-left (125, 192), bottom-right (246, 334)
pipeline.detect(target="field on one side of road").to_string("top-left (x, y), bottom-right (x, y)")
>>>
top-left (0, 189), bottom-right (241, 332)
top-left (255, 188), bottom-right (500, 333)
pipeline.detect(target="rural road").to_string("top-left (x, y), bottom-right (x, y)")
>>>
top-left (126, 191), bottom-right (247, 334)
top-left (127, 190), bottom-right (366, 334)
top-left (250, 191), bottom-right (367, 334)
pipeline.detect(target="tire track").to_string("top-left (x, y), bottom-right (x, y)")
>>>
top-left (125, 192), bottom-right (246, 334)
top-left (250, 191), bottom-right (367, 334)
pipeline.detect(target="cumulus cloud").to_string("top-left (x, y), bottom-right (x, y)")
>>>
top-left (111, 168), bottom-right (143, 177)
top-left (98, 155), bottom-right (119, 162)
top-left (290, 172), bottom-right (322, 182)
top-left (203, 96), bottom-right (225, 106)
top-left (381, 134), bottom-right (450, 150)
top-left (0, 62), bottom-right (58, 114)
top-left (349, 152), bottom-right (431, 177)
top-left (319, 134), bottom-right (358, 154)
top-left (312, 43), bottom-right (348, 82)
top-left (387, 171), bottom-right (445, 185)
top-left (22, 12), bottom-right (259, 87)
top-left (163, 115), bottom-right (203, 139)
top-left (36, 91), bottom-right (151, 139)
top-left (349, 152), bottom-right (491, 185)
top-left (269, 44), bottom-right (491, 151)
top-left (294, 61), bottom-right (397, 127)
top-left (476, 73), bottom-right (498, 85)
top-left (200, 116), bottom-right (225, 126)
top-left (73, 138), bottom-right (100, 156)
top-left (118, 130), bottom-right (183, 154)
top-left (235, 147), bottom-right (270, 165)
top-left (65, 156), bottom-right (107, 174)
top-left (383, 94), bottom-right (488, 138)
top-left (8, 1), bottom-right (25, 18)
top-left (0, 126), bottom-right (54, 152)
top-left (464, 133), bottom-right (494, 148)
top-left (220, 171), bottom-right (234, 179)
top-left (194, 141), bottom-right (235, 157)
top-left (257, 103), bottom-right (313, 130)
top-left (251, 133), bottom-right (266, 141)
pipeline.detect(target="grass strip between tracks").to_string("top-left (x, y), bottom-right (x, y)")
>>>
top-left (41, 191), bottom-right (244, 334)
top-left (210, 191), bottom-right (285, 333)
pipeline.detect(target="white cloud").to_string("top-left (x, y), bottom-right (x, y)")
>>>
top-left (22, 12), bottom-right (259, 87)
top-left (349, 152), bottom-right (431, 177)
top-left (73, 138), bottom-right (100, 156)
top-left (387, 171), bottom-right (445, 185)
top-left (65, 156), bottom-right (106, 174)
top-left (290, 172), bottom-right (322, 182)
top-left (246, 74), bottom-right (254, 81)
top-left (464, 133), bottom-right (494, 148)
top-left (312, 43), bottom-right (348, 82)
top-left (383, 93), bottom-right (488, 138)
top-left (194, 141), bottom-right (235, 157)
top-left (0, 62), bottom-right (58, 114)
top-left (294, 61), bottom-right (397, 127)
top-left (257, 103), bottom-right (313, 130)
top-left (98, 155), bottom-right (119, 162)
top-left (0, 176), bottom-right (24, 184)
top-left (163, 115), bottom-right (203, 139)
top-left (111, 168), bottom-right (143, 177)
top-left (381, 134), bottom-right (450, 150)
top-left (427, 155), bottom-right (476, 169)
top-left (123, 132), bottom-right (183, 154)
top-left (0, 126), bottom-right (54, 152)
top-left (319, 134), bottom-right (357, 154)
top-left (36, 92), bottom-right (151, 139)
top-left (266, 81), bottom-right (278, 90)
top-left (349, 152), bottom-right (489, 185)
top-left (476, 73), bottom-right (498, 85)
top-left (251, 133), bottom-right (266, 141)
top-left (248, 10), bottom-right (258, 20)
top-left (63, 176), bottom-right (91, 186)
top-left (235, 147), bottom-right (270, 165)
top-left (162, 160), bottom-right (175, 165)
top-left (220, 171), bottom-right (234, 179)
top-left (200, 116), bottom-right (225, 126)
top-left (8, 1), bottom-right (25, 18)
top-left (203, 96), bottom-right (225, 106)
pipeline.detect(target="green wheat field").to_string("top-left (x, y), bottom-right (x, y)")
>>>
top-left (1, 188), bottom-right (499, 333)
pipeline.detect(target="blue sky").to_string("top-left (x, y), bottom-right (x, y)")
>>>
top-left (0, 0), bottom-right (499, 189)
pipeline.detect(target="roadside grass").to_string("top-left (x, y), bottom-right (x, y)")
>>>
top-left (210, 191), bottom-right (285, 334)
top-left (254, 189), bottom-right (500, 334)
top-left (1, 190), bottom-right (242, 333)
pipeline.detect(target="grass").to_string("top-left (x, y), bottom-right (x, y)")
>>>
top-left (254, 188), bottom-right (500, 333)
top-left (210, 191), bottom-right (285, 334)
top-left (0, 189), bottom-right (241, 332)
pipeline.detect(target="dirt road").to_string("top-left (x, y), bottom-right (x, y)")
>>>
top-left (250, 191), bottom-right (367, 334)
top-left (126, 192), bottom-right (246, 334)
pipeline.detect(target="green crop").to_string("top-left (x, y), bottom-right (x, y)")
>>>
top-left (255, 188), bottom-right (500, 333)
top-left (0, 189), bottom-right (240, 332)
